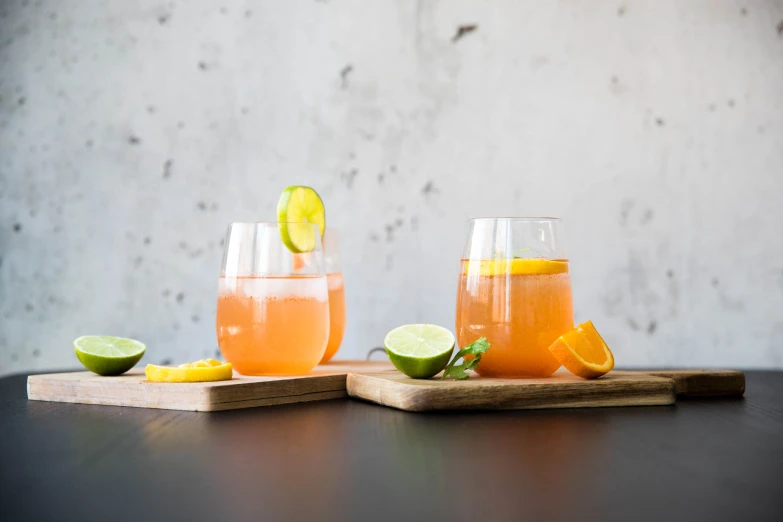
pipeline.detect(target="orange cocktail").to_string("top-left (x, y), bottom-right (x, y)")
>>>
top-left (217, 222), bottom-right (329, 376)
top-left (217, 275), bottom-right (329, 375)
top-left (455, 218), bottom-right (573, 377)
top-left (320, 272), bottom-right (346, 363)
top-left (318, 229), bottom-right (346, 363)
top-left (456, 259), bottom-right (573, 377)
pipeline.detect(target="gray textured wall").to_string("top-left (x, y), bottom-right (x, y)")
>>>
top-left (1, 0), bottom-right (782, 376)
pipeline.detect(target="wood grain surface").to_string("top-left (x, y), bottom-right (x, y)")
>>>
top-left (27, 361), bottom-right (394, 411)
top-left (27, 363), bottom-right (745, 413)
top-left (346, 369), bottom-right (746, 412)
top-left (645, 370), bottom-right (745, 397)
top-left (347, 370), bottom-right (678, 411)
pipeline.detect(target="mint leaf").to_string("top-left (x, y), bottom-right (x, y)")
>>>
top-left (442, 337), bottom-right (490, 380)
top-left (494, 248), bottom-right (531, 259)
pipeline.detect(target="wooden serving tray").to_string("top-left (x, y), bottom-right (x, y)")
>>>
top-left (27, 362), bottom-right (395, 412)
top-left (27, 362), bottom-right (744, 413)
top-left (346, 370), bottom-right (745, 412)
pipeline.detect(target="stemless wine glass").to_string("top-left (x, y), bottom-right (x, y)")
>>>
top-left (216, 222), bottom-right (330, 375)
top-left (456, 218), bottom-right (574, 377)
top-left (319, 229), bottom-right (346, 363)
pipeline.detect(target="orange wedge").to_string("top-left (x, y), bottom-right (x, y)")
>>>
top-left (548, 321), bottom-right (614, 379)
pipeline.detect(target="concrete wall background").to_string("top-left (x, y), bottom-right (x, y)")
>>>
top-left (1, 0), bottom-right (782, 376)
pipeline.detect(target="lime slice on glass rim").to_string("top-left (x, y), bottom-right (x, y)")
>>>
top-left (276, 186), bottom-right (326, 253)
top-left (74, 335), bottom-right (146, 376)
top-left (384, 324), bottom-right (455, 379)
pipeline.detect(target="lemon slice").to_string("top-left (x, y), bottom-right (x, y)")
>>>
top-left (277, 186), bottom-right (326, 253)
top-left (463, 259), bottom-right (568, 276)
top-left (145, 359), bottom-right (233, 383)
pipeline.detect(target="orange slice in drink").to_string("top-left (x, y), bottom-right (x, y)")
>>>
top-left (547, 321), bottom-right (614, 379)
top-left (462, 259), bottom-right (568, 276)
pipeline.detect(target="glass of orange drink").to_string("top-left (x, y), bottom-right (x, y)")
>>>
top-left (456, 218), bottom-right (573, 377)
top-left (216, 222), bottom-right (330, 375)
top-left (319, 229), bottom-right (346, 363)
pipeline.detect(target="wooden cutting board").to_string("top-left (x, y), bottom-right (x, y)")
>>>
top-left (28, 362), bottom-right (744, 413)
top-left (26, 361), bottom-right (395, 412)
top-left (346, 369), bottom-right (745, 412)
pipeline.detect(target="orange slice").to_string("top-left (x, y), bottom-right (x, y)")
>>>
top-left (547, 321), bottom-right (614, 379)
top-left (463, 259), bottom-right (568, 276)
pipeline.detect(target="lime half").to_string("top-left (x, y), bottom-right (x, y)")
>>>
top-left (384, 324), bottom-right (455, 379)
top-left (74, 335), bottom-right (146, 376)
top-left (277, 186), bottom-right (326, 253)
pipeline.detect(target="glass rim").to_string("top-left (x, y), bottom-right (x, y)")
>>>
top-left (468, 216), bottom-right (563, 222)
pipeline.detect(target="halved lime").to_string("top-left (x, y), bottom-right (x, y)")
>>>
top-left (74, 335), bottom-right (146, 376)
top-left (277, 186), bottom-right (326, 253)
top-left (384, 324), bottom-right (455, 379)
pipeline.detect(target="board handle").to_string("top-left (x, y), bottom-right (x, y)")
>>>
top-left (646, 370), bottom-right (745, 397)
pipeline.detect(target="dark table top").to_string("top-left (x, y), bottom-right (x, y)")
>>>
top-left (1, 371), bottom-right (781, 522)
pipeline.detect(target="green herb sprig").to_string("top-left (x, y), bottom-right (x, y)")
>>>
top-left (492, 248), bottom-right (532, 259)
top-left (441, 337), bottom-right (490, 380)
